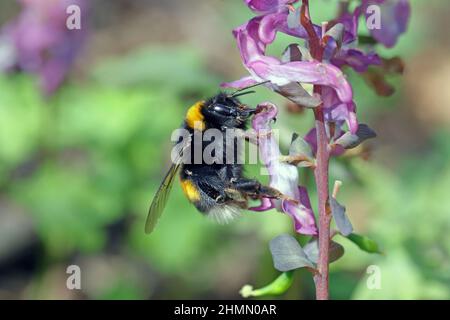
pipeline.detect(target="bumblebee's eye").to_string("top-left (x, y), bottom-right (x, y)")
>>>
top-left (210, 104), bottom-right (236, 116)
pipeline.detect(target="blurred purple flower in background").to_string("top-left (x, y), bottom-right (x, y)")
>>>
top-left (324, 14), bottom-right (381, 73)
top-left (0, 0), bottom-right (88, 95)
top-left (361, 0), bottom-right (411, 48)
top-left (326, 0), bottom-right (410, 72)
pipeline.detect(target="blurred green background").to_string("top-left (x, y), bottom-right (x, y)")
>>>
top-left (0, 0), bottom-right (449, 300)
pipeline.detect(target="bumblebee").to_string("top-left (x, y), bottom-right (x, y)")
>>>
top-left (145, 91), bottom-right (286, 234)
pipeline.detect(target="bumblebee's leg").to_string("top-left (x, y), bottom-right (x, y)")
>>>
top-left (223, 188), bottom-right (248, 209)
top-left (197, 180), bottom-right (227, 204)
top-left (231, 178), bottom-right (284, 199)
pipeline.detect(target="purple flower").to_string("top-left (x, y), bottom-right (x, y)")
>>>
top-left (222, 15), bottom-right (354, 111)
top-left (324, 12), bottom-right (381, 73)
top-left (1, 0), bottom-right (88, 95)
top-left (337, 12), bottom-right (359, 45)
top-left (303, 127), bottom-right (345, 159)
top-left (322, 86), bottom-right (358, 134)
top-left (250, 102), bottom-right (317, 235)
top-left (323, 0), bottom-right (410, 71)
top-left (222, 1), bottom-right (360, 133)
top-left (362, 0), bottom-right (411, 48)
top-left (331, 48), bottom-right (381, 73)
top-left (244, 0), bottom-right (299, 14)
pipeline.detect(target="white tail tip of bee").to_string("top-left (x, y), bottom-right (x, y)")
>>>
top-left (207, 205), bottom-right (241, 224)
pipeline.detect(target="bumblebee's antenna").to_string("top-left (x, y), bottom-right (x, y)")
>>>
top-left (230, 80), bottom-right (271, 97)
top-left (231, 90), bottom-right (256, 98)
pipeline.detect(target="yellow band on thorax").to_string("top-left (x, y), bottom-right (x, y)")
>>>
top-left (186, 101), bottom-right (206, 130)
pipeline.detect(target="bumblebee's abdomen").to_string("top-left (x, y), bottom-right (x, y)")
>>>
top-left (179, 170), bottom-right (217, 213)
top-left (179, 165), bottom-right (237, 210)
top-left (180, 178), bottom-right (201, 203)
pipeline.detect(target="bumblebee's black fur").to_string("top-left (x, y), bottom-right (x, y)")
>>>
top-left (146, 92), bottom-right (284, 233)
top-left (179, 93), bottom-right (280, 221)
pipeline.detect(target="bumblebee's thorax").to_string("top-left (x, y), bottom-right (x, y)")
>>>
top-left (184, 93), bottom-right (254, 131)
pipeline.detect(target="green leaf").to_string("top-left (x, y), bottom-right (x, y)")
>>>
top-left (290, 133), bottom-right (314, 159)
top-left (279, 133), bottom-right (315, 167)
top-left (303, 239), bottom-right (345, 264)
top-left (269, 234), bottom-right (315, 272)
top-left (240, 272), bottom-right (294, 298)
top-left (334, 124), bottom-right (377, 149)
top-left (287, 7), bottom-right (301, 29)
top-left (273, 82), bottom-right (321, 108)
top-left (346, 233), bottom-right (382, 254)
top-left (358, 35), bottom-right (377, 45)
top-left (330, 197), bottom-right (353, 236)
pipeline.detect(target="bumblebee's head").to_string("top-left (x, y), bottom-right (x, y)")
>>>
top-left (200, 93), bottom-right (256, 130)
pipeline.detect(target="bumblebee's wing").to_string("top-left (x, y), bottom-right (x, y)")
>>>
top-left (145, 163), bottom-right (180, 234)
top-left (145, 134), bottom-right (191, 234)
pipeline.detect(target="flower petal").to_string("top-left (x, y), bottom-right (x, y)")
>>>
top-left (331, 48), bottom-right (381, 73)
top-left (304, 127), bottom-right (346, 157)
top-left (250, 60), bottom-right (353, 103)
top-left (338, 11), bottom-right (359, 44)
top-left (252, 102), bottom-right (317, 235)
top-left (234, 13), bottom-right (310, 66)
top-left (252, 103), bottom-right (289, 202)
top-left (230, 14), bottom-right (347, 102)
top-left (322, 87), bottom-right (358, 134)
top-left (249, 198), bottom-right (275, 211)
top-left (282, 188), bottom-right (317, 235)
top-left (303, 128), bottom-right (317, 156)
top-left (233, 17), bottom-right (266, 66)
top-left (244, 0), bottom-right (299, 14)
top-left (221, 76), bottom-right (258, 89)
